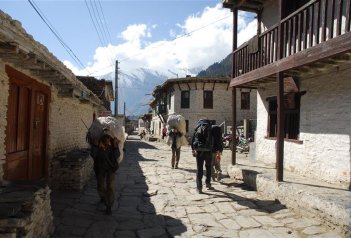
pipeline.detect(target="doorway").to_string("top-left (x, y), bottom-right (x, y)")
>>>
top-left (4, 66), bottom-right (50, 180)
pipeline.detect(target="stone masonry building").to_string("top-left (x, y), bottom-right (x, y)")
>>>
top-left (150, 76), bottom-right (257, 138)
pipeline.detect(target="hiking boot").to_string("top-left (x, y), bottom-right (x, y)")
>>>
top-left (175, 164), bottom-right (178, 169)
top-left (106, 206), bottom-right (112, 215)
top-left (217, 173), bottom-right (222, 181)
top-left (212, 175), bottom-right (216, 182)
top-left (206, 183), bottom-right (214, 190)
top-left (196, 187), bottom-right (203, 194)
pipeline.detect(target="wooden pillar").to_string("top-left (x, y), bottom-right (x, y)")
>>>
top-left (276, 0), bottom-right (286, 181)
top-left (231, 8), bottom-right (238, 165)
top-left (232, 88), bottom-right (237, 165)
top-left (276, 72), bottom-right (284, 181)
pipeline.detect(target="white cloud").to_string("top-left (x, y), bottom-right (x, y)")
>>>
top-left (68, 3), bottom-right (257, 81)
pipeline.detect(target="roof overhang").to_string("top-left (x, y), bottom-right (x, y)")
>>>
top-left (0, 11), bottom-right (103, 106)
top-left (222, 0), bottom-right (265, 12)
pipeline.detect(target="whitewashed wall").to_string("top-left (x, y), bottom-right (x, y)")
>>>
top-left (170, 81), bottom-right (257, 136)
top-left (256, 66), bottom-right (351, 186)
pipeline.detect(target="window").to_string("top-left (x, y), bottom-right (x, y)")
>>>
top-left (168, 93), bottom-right (171, 109)
top-left (267, 92), bottom-right (301, 140)
top-left (241, 92), bottom-right (250, 110)
top-left (203, 91), bottom-right (213, 109)
top-left (181, 91), bottom-right (190, 108)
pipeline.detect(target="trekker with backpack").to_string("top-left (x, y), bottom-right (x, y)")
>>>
top-left (191, 119), bottom-right (218, 194)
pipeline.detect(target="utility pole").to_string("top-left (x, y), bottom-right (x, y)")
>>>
top-left (123, 102), bottom-right (126, 116)
top-left (114, 60), bottom-right (118, 116)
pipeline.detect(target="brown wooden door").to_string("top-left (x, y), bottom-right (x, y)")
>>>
top-left (31, 91), bottom-right (48, 179)
top-left (4, 67), bottom-right (49, 181)
top-left (5, 83), bottom-right (31, 180)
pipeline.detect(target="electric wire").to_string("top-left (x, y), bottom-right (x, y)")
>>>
top-left (92, 0), bottom-right (110, 45)
top-left (28, 0), bottom-right (89, 73)
top-left (84, 0), bottom-right (105, 46)
top-left (97, 0), bottom-right (112, 43)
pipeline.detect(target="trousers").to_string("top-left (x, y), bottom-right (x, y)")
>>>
top-left (195, 151), bottom-right (212, 189)
top-left (171, 147), bottom-right (181, 167)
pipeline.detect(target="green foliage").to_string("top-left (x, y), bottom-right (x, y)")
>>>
top-left (197, 53), bottom-right (232, 77)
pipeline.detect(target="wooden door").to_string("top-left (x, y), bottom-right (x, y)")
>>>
top-left (4, 83), bottom-right (31, 180)
top-left (4, 67), bottom-right (49, 180)
top-left (31, 91), bottom-right (48, 179)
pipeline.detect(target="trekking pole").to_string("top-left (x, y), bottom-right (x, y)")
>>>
top-left (81, 119), bottom-right (89, 130)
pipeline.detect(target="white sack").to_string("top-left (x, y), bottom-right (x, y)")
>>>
top-left (166, 114), bottom-right (186, 135)
top-left (166, 114), bottom-right (188, 147)
top-left (88, 116), bottom-right (126, 163)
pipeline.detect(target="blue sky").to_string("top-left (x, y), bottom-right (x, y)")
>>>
top-left (1, 0), bottom-right (257, 114)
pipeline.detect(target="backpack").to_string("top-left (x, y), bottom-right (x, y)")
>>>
top-left (192, 120), bottom-right (212, 151)
top-left (211, 125), bottom-right (223, 152)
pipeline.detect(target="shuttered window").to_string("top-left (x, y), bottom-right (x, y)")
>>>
top-left (203, 91), bottom-right (213, 109)
top-left (267, 93), bottom-right (301, 140)
top-left (181, 91), bottom-right (190, 108)
top-left (241, 92), bottom-right (250, 110)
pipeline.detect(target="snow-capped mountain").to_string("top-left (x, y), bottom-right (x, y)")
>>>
top-left (100, 68), bottom-right (201, 116)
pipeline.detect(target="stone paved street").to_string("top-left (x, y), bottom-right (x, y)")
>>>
top-left (51, 134), bottom-right (345, 238)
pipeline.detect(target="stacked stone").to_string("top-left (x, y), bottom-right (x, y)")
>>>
top-left (0, 183), bottom-right (53, 238)
top-left (50, 149), bottom-right (93, 191)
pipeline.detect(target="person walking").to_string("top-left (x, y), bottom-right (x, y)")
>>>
top-left (191, 119), bottom-right (218, 194)
top-left (211, 125), bottom-right (224, 181)
top-left (90, 135), bottom-right (120, 215)
top-left (168, 128), bottom-right (182, 169)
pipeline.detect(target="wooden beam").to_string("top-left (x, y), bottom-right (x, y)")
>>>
top-left (230, 31), bottom-right (351, 87)
top-left (212, 82), bottom-right (216, 91)
top-left (276, 72), bottom-right (284, 182)
top-left (232, 87), bottom-right (237, 165)
top-left (186, 82), bottom-right (191, 90)
top-left (177, 82), bottom-right (181, 91)
top-left (231, 8), bottom-right (238, 166)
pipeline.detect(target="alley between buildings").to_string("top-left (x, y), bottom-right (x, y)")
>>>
top-left (51, 133), bottom-right (344, 238)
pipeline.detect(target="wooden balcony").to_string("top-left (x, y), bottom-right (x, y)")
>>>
top-left (232, 0), bottom-right (351, 87)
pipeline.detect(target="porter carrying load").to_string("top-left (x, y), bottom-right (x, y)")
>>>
top-left (166, 114), bottom-right (188, 148)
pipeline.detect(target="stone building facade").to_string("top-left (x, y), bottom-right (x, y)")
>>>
top-left (256, 66), bottom-right (351, 186)
top-left (150, 76), bottom-right (257, 138)
top-left (0, 10), bottom-right (106, 184)
top-left (223, 0), bottom-right (351, 188)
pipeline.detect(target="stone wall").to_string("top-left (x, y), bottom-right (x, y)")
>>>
top-left (172, 82), bottom-right (257, 136)
top-left (0, 182), bottom-right (53, 237)
top-left (50, 149), bottom-right (93, 191)
top-left (48, 90), bottom-right (96, 156)
top-left (255, 66), bottom-right (351, 186)
top-left (0, 61), bottom-right (9, 183)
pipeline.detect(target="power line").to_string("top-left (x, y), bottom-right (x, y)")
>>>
top-left (97, 0), bottom-right (112, 43)
top-left (93, 0), bottom-right (111, 45)
top-left (84, 0), bottom-right (105, 46)
top-left (28, 0), bottom-right (89, 73)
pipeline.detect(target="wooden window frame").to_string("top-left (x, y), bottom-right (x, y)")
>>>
top-left (266, 92), bottom-right (304, 141)
top-left (181, 90), bottom-right (190, 109)
top-left (241, 91), bottom-right (250, 110)
top-left (203, 90), bottom-right (213, 109)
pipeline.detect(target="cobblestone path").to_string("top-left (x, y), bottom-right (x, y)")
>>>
top-left (51, 134), bottom-right (344, 238)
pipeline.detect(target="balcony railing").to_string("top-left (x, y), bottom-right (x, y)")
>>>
top-left (233, 0), bottom-right (351, 77)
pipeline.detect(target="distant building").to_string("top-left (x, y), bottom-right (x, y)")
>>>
top-left (150, 76), bottom-right (257, 138)
top-left (77, 76), bottom-right (114, 112)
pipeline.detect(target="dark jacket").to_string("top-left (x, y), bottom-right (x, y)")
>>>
top-left (169, 130), bottom-right (182, 149)
top-left (91, 145), bottom-right (120, 173)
